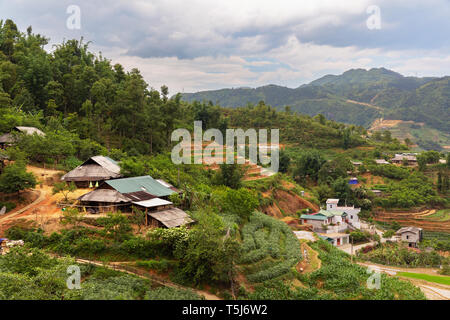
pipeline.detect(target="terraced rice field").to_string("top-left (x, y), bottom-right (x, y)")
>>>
top-left (374, 209), bottom-right (450, 233)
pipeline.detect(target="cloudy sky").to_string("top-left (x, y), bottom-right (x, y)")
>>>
top-left (2, 0), bottom-right (450, 94)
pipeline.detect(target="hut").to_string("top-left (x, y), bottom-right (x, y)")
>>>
top-left (77, 189), bottom-right (131, 213)
top-left (77, 176), bottom-right (193, 228)
top-left (146, 207), bottom-right (194, 228)
top-left (391, 154), bottom-right (417, 166)
top-left (61, 156), bottom-right (122, 187)
top-left (0, 126), bottom-right (45, 149)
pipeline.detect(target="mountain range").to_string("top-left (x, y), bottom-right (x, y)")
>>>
top-left (181, 68), bottom-right (450, 138)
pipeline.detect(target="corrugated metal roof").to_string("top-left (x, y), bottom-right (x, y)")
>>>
top-left (123, 191), bottom-right (156, 202)
top-left (132, 198), bottom-right (172, 208)
top-left (155, 179), bottom-right (172, 188)
top-left (156, 179), bottom-right (181, 193)
top-left (148, 207), bottom-right (194, 228)
top-left (318, 210), bottom-right (335, 217)
top-left (300, 214), bottom-right (327, 221)
top-left (396, 226), bottom-right (422, 234)
top-left (78, 189), bottom-right (130, 203)
top-left (326, 199), bottom-right (339, 204)
top-left (14, 126), bottom-right (45, 136)
top-left (106, 176), bottom-right (175, 197)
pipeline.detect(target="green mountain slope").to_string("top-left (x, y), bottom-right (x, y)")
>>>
top-left (181, 68), bottom-right (448, 133)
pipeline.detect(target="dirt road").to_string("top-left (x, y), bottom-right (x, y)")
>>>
top-left (358, 262), bottom-right (450, 300)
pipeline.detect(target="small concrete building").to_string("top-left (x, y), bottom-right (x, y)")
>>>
top-left (396, 226), bottom-right (423, 248)
top-left (319, 233), bottom-right (350, 247)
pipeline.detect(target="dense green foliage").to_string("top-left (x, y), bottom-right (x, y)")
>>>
top-left (0, 161), bottom-right (36, 193)
top-left (358, 243), bottom-right (449, 268)
top-left (242, 239), bottom-right (426, 300)
top-left (239, 212), bottom-right (302, 283)
top-left (0, 247), bottom-right (200, 300)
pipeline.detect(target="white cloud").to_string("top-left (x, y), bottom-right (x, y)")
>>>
top-left (2, 0), bottom-right (450, 93)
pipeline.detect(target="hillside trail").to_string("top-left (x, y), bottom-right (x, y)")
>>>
top-left (74, 258), bottom-right (222, 300)
top-left (345, 99), bottom-right (384, 111)
top-left (296, 242), bottom-right (321, 273)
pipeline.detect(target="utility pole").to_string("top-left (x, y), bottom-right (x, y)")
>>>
top-left (351, 236), bottom-right (354, 263)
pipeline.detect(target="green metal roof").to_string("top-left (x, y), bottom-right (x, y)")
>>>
top-left (328, 210), bottom-right (348, 216)
top-left (105, 175), bottom-right (175, 197)
top-left (300, 214), bottom-right (328, 221)
top-left (317, 209), bottom-right (335, 217)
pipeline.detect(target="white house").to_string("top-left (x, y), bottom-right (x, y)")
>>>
top-left (300, 199), bottom-right (361, 235)
top-left (326, 199), bottom-right (361, 229)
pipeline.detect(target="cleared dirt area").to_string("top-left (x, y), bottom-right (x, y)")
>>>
top-left (0, 166), bottom-right (92, 237)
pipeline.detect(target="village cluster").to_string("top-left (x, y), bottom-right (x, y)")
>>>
top-left (0, 126), bottom-right (425, 250)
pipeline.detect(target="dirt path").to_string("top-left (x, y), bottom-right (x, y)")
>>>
top-left (75, 258), bottom-right (222, 300)
top-left (297, 242), bottom-right (321, 273)
top-left (346, 99), bottom-right (383, 111)
top-left (0, 189), bottom-right (46, 236)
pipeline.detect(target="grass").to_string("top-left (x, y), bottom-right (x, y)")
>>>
top-left (397, 272), bottom-right (450, 286)
top-left (422, 209), bottom-right (450, 222)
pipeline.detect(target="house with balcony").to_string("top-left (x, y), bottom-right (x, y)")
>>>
top-left (300, 199), bottom-right (361, 239)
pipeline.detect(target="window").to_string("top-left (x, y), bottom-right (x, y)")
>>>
top-left (406, 235), bottom-right (409, 239)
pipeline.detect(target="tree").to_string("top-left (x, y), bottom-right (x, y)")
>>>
top-left (331, 177), bottom-right (352, 204)
top-left (318, 156), bottom-right (352, 184)
top-left (52, 182), bottom-right (76, 202)
top-left (221, 188), bottom-right (258, 221)
top-left (175, 211), bottom-right (241, 285)
top-left (278, 150), bottom-right (290, 173)
top-left (97, 212), bottom-right (132, 241)
top-left (60, 207), bottom-right (86, 228)
top-left (131, 206), bottom-right (147, 233)
top-left (404, 138), bottom-right (412, 148)
top-left (216, 163), bottom-right (243, 189)
top-left (342, 128), bottom-right (351, 149)
top-left (0, 162), bottom-right (36, 194)
top-left (417, 154), bottom-right (427, 171)
top-left (294, 150), bottom-right (326, 182)
top-left (437, 171), bottom-right (443, 192)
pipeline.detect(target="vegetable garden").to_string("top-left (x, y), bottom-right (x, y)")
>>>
top-left (238, 212), bottom-right (302, 283)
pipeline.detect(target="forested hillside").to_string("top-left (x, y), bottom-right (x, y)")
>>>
top-left (181, 68), bottom-right (449, 133)
top-left (0, 19), bottom-right (366, 166)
